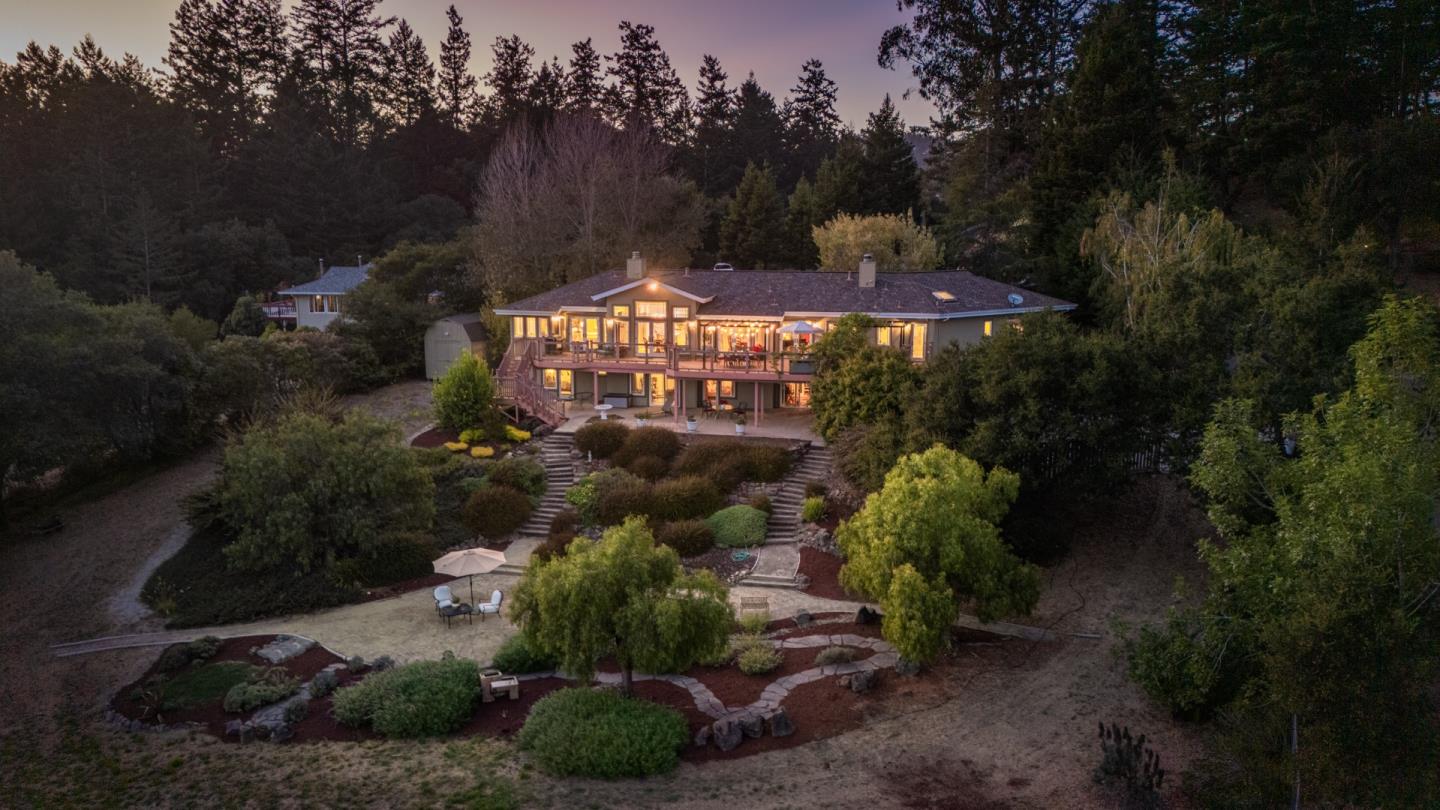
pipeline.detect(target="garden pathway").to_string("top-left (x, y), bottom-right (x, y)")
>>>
top-left (737, 445), bottom-right (832, 589)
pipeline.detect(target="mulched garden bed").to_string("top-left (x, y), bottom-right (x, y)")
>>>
top-left (769, 618), bottom-right (887, 641)
top-left (683, 675), bottom-right (876, 763)
top-left (692, 644), bottom-right (877, 710)
top-left (799, 546), bottom-right (866, 602)
top-left (111, 634), bottom-right (346, 737)
top-left (682, 546), bottom-right (758, 582)
top-left (355, 572), bottom-right (456, 603)
top-left (409, 427), bottom-right (509, 457)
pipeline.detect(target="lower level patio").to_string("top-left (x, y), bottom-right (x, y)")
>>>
top-left (553, 403), bottom-right (822, 444)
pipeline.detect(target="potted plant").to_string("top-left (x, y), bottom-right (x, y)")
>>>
top-left (686, 411), bottom-right (699, 433)
top-left (732, 412), bottom-right (747, 435)
top-left (635, 411), bottom-right (655, 427)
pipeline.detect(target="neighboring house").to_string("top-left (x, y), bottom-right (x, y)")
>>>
top-left (259, 297), bottom-right (296, 327)
top-left (493, 252), bottom-right (1075, 426)
top-left (425, 314), bottom-right (488, 380)
top-left (276, 264), bottom-right (372, 330)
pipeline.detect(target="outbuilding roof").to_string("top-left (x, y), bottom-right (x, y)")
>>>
top-left (432, 313), bottom-right (487, 341)
top-left (496, 268), bottom-right (1075, 320)
top-left (278, 264), bottom-right (372, 296)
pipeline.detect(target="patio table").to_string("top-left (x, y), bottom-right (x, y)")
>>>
top-left (439, 603), bottom-right (472, 627)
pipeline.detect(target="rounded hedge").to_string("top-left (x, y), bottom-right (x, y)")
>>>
top-left (745, 445), bottom-right (793, 482)
top-left (485, 456), bottom-right (547, 498)
top-left (706, 505), bottom-right (769, 548)
top-left (492, 633), bottom-right (557, 674)
top-left (626, 454), bottom-right (669, 481)
top-left (574, 421), bottom-right (629, 459)
top-left (462, 484), bottom-right (533, 538)
top-left (332, 654), bottom-right (479, 738)
top-left (655, 519), bottom-right (715, 557)
top-left (611, 426), bottom-right (681, 467)
top-left (648, 476), bottom-right (724, 522)
top-left (518, 687), bottom-right (688, 778)
top-left (592, 470), bottom-right (653, 526)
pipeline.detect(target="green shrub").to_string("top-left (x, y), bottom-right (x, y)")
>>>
top-left (611, 426), bottom-right (681, 467)
top-left (1123, 613), bottom-right (1233, 719)
top-left (333, 532), bottom-right (438, 587)
top-left (804, 480), bottom-right (828, 499)
top-left (485, 457), bottom-right (546, 498)
top-left (492, 633), bottom-right (557, 673)
top-left (738, 612), bottom-right (770, 635)
top-left (801, 496), bottom-right (826, 523)
top-left (737, 642), bottom-right (782, 675)
top-left (332, 653), bottom-right (480, 738)
top-left (532, 532), bottom-right (575, 563)
top-left (518, 688), bottom-right (688, 778)
top-left (188, 636), bottom-right (222, 661)
top-left (223, 668), bottom-right (300, 713)
top-left (655, 520), bottom-right (715, 557)
top-left (648, 476), bottom-right (723, 522)
top-left (159, 661), bottom-right (258, 712)
top-left (592, 469), bottom-right (653, 526)
top-left (833, 423), bottom-right (903, 493)
top-left (156, 644), bottom-right (196, 674)
top-left (283, 698), bottom-right (310, 724)
top-left (462, 485), bottom-right (533, 538)
top-left (706, 505), bottom-right (769, 547)
top-left (625, 454), bottom-right (669, 481)
top-left (574, 421), bottom-right (628, 459)
top-left (549, 508), bottom-right (580, 537)
top-left (748, 493), bottom-right (773, 514)
top-left (745, 445), bottom-right (792, 482)
top-left (814, 646), bottom-right (856, 666)
top-left (309, 669), bottom-right (339, 699)
top-left (564, 476), bottom-right (599, 525)
top-left (433, 352), bottom-right (498, 432)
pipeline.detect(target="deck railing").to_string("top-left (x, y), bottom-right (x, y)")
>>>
top-left (539, 338), bottom-right (816, 376)
top-left (498, 339), bottom-right (567, 426)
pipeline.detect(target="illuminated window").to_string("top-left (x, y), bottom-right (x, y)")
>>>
top-left (673, 321), bottom-right (689, 347)
top-left (911, 323), bottom-right (927, 360)
top-left (558, 369), bottom-right (573, 396)
top-left (312, 295), bottom-right (324, 313)
top-left (612, 304), bottom-right (630, 318)
top-left (705, 379), bottom-right (718, 400)
top-left (1008, 319), bottom-right (1023, 333)
top-left (329, 295), bottom-right (341, 313)
top-left (875, 326), bottom-right (891, 346)
top-left (720, 380), bottom-right (735, 397)
top-left (672, 306), bottom-right (690, 320)
top-left (983, 320), bottom-right (993, 337)
top-left (543, 368), bottom-right (557, 389)
top-left (635, 300), bottom-right (667, 319)
top-left (632, 373), bottom-right (645, 394)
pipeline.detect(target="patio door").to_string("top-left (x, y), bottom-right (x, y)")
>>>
top-left (784, 382), bottom-right (811, 407)
top-left (648, 373), bottom-right (667, 406)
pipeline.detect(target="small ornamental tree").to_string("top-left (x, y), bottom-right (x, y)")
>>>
top-left (837, 445), bottom-right (1039, 662)
top-left (214, 409), bottom-right (435, 572)
top-left (432, 350), bottom-right (497, 432)
top-left (222, 293), bottom-right (268, 337)
top-left (510, 517), bottom-right (733, 695)
top-left (812, 212), bottom-right (939, 272)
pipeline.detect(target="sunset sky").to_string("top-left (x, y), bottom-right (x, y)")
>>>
top-left (0, 0), bottom-right (935, 129)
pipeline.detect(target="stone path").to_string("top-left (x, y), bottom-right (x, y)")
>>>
top-left (515, 633), bottom-right (899, 720)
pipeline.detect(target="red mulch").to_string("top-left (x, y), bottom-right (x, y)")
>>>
top-left (457, 676), bottom-right (571, 739)
top-left (683, 675), bottom-right (876, 763)
top-left (355, 573), bottom-right (456, 604)
top-left (410, 427), bottom-right (459, 448)
top-left (111, 635), bottom-right (345, 737)
top-left (692, 645), bottom-right (876, 710)
top-left (770, 619), bottom-right (886, 641)
top-left (799, 547), bottom-right (866, 602)
top-left (811, 499), bottom-right (856, 532)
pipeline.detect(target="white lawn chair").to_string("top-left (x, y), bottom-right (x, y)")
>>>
top-left (476, 590), bottom-right (503, 621)
top-left (434, 585), bottom-right (456, 616)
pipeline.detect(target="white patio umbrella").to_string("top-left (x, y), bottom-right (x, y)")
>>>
top-left (432, 547), bottom-right (507, 604)
top-left (777, 320), bottom-right (823, 335)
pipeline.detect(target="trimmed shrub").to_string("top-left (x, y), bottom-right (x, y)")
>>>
top-left (611, 426), bottom-right (681, 467)
top-left (804, 480), bottom-right (828, 499)
top-left (564, 476), bottom-right (600, 525)
top-left (574, 421), bottom-right (628, 459)
top-left (223, 668), bottom-right (300, 713)
top-left (332, 653), bottom-right (480, 738)
top-left (188, 636), bottom-right (222, 661)
top-left (626, 454), bottom-right (669, 481)
top-left (748, 493), bottom-right (773, 514)
top-left (745, 445), bottom-right (793, 482)
top-left (592, 470), bottom-right (653, 526)
top-left (485, 457), bottom-right (546, 498)
top-left (433, 352), bottom-right (499, 432)
top-left (801, 496), bottom-right (826, 523)
top-left (518, 688), bottom-right (688, 778)
top-left (549, 508), bottom-right (580, 537)
top-left (656, 520), bottom-right (715, 557)
top-left (706, 505), bottom-right (769, 548)
top-left (814, 646), bottom-right (857, 666)
top-left (737, 642), bottom-right (782, 675)
top-left (309, 669), bottom-right (339, 699)
top-left (459, 428), bottom-right (487, 444)
top-left (493, 633), bottom-right (557, 674)
top-left (463, 485), bottom-right (533, 538)
top-left (738, 612), bottom-right (771, 635)
top-left (648, 476), bottom-right (724, 522)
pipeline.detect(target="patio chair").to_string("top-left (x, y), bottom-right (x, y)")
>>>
top-left (476, 589), bottom-right (503, 621)
top-left (434, 585), bottom-right (456, 616)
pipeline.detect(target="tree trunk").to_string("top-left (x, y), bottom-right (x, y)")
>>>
top-left (620, 665), bottom-right (633, 697)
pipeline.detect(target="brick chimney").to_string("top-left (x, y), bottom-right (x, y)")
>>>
top-left (626, 251), bottom-right (645, 280)
top-left (859, 253), bottom-right (876, 288)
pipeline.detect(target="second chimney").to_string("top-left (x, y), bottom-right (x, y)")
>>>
top-left (858, 253), bottom-right (876, 288)
top-left (626, 251), bottom-right (646, 280)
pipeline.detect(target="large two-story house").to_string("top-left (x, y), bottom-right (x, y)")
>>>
top-left (494, 252), bottom-right (1075, 426)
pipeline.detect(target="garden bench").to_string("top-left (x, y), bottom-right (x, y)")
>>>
top-left (739, 596), bottom-right (769, 616)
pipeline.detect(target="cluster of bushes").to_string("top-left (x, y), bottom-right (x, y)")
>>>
top-left (223, 667), bottom-right (300, 713)
top-left (462, 485), bottom-right (533, 539)
top-left (654, 519), bottom-right (715, 557)
top-left (155, 636), bottom-right (223, 673)
top-left (532, 509), bottom-right (581, 563)
top-left (517, 687), bottom-right (689, 778)
top-left (492, 633), bottom-right (558, 674)
top-left (332, 653), bottom-right (480, 738)
top-left (573, 420), bottom-right (629, 458)
top-left (331, 532), bottom-right (438, 588)
top-left (706, 505), bottom-right (769, 548)
top-left (672, 440), bottom-right (792, 489)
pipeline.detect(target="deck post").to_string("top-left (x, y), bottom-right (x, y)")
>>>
top-left (753, 381), bottom-right (759, 426)
top-left (593, 371), bottom-right (599, 406)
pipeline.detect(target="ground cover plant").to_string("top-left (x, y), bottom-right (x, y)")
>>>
top-left (518, 687), bottom-right (689, 778)
top-left (332, 653), bottom-right (480, 738)
top-left (492, 634), bottom-right (557, 674)
top-left (156, 661), bottom-right (259, 712)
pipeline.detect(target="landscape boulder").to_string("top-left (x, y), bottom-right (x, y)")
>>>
top-left (849, 669), bottom-right (876, 694)
top-left (895, 658), bottom-right (921, 677)
top-left (793, 611), bottom-right (812, 628)
top-left (711, 717), bottom-right (743, 752)
top-left (737, 711), bottom-right (764, 739)
top-left (767, 708), bottom-right (794, 737)
top-left (856, 606), bottom-right (882, 625)
top-left (693, 725), bottom-right (711, 748)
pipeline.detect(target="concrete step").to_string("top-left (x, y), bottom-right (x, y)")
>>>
top-left (736, 577), bottom-right (802, 590)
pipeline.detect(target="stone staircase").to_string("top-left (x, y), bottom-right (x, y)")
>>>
top-left (518, 433), bottom-right (577, 538)
top-left (738, 444), bottom-right (833, 590)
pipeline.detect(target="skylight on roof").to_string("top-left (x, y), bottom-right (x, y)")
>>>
top-left (932, 290), bottom-right (956, 302)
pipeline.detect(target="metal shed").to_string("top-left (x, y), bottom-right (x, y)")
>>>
top-left (424, 314), bottom-right (488, 380)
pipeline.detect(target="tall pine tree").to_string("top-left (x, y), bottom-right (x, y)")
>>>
top-left (605, 21), bottom-right (689, 144)
top-left (732, 73), bottom-right (787, 187)
top-left (784, 58), bottom-right (840, 181)
top-left (436, 4), bottom-right (476, 127)
top-left (565, 38), bottom-right (604, 114)
top-left (289, 0), bottom-right (394, 146)
top-left (381, 19), bottom-right (435, 126)
top-left (688, 55), bottom-right (738, 195)
top-left (482, 34), bottom-right (535, 133)
top-left (720, 162), bottom-right (788, 268)
top-left (859, 95), bottom-right (920, 215)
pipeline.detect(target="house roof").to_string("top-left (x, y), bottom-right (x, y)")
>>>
top-left (496, 268), bottom-right (1075, 320)
top-left (278, 264), bottom-right (372, 296)
top-left (435, 313), bottom-right (487, 341)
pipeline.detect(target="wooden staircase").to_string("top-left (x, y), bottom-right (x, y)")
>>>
top-left (496, 339), bottom-right (566, 427)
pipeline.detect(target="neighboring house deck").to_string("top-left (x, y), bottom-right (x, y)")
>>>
top-left (493, 253), bottom-right (1076, 427)
top-left (276, 264), bottom-right (372, 330)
